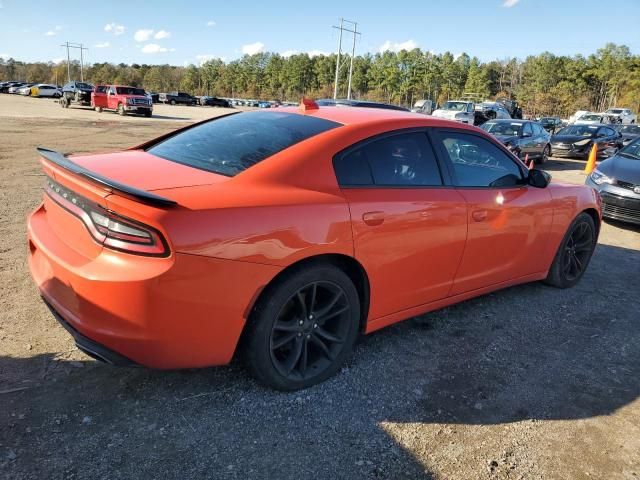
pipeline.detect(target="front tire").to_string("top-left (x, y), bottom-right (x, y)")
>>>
top-left (170, 99), bottom-right (176, 105)
top-left (544, 213), bottom-right (596, 288)
top-left (117, 103), bottom-right (126, 116)
top-left (244, 264), bottom-right (360, 390)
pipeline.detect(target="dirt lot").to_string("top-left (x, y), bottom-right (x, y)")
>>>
top-left (1, 94), bottom-right (639, 480)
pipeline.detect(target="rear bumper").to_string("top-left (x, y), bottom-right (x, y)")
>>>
top-left (28, 203), bottom-right (281, 369)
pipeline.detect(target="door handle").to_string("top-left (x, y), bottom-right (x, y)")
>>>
top-left (362, 211), bottom-right (385, 226)
top-left (472, 209), bottom-right (488, 222)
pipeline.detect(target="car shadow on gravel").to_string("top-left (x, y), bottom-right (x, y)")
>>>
top-left (1, 244), bottom-right (638, 479)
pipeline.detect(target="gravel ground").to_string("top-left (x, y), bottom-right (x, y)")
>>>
top-left (1, 95), bottom-right (639, 480)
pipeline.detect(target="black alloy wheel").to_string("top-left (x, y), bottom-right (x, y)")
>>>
top-left (545, 213), bottom-right (596, 288)
top-left (269, 281), bottom-right (351, 381)
top-left (244, 264), bottom-right (360, 390)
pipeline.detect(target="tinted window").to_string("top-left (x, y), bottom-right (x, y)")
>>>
top-left (147, 111), bottom-right (341, 176)
top-left (481, 121), bottom-right (522, 136)
top-left (116, 86), bottom-right (145, 95)
top-left (436, 132), bottom-right (524, 187)
top-left (523, 123), bottom-right (533, 135)
top-left (335, 132), bottom-right (442, 187)
top-left (532, 123), bottom-right (544, 135)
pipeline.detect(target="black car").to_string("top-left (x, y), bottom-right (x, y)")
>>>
top-left (585, 138), bottom-right (640, 225)
top-left (479, 119), bottom-right (551, 164)
top-left (539, 117), bottom-right (563, 133)
top-left (199, 96), bottom-right (231, 108)
top-left (316, 98), bottom-right (410, 112)
top-left (550, 124), bottom-right (623, 159)
top-left (159, 91), bottom-right (198, 105)
top-left (613, 124), bottom-right (640, 147)
top-left (60, 81), bottom-right (94, 107)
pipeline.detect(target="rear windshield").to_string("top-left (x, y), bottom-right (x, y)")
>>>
top-left (117, 87), bottom-right (146, 95)
top-left (147, 111), bottom-right (341, 176)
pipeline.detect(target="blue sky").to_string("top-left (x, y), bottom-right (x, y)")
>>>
top-left (1, 0), bottom-right (639, 65)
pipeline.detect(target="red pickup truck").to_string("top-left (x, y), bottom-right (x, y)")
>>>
top-left (92, 85), bottom-right (153, 117)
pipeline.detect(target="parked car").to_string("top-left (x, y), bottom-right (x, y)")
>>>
top-left (159, 91), bottom-right (197, 105)
top-left (431, 100), bottom-right (475, 124)
top-left (585, 137), bottom-right (640, 225)
top-left (411, 99), bottom-right (435, 115)
top-left (475, 101), bottom-right (512, 120)
top-left (31, 84), bottom-right (62, 98)
top-left (539, 117), bottom-right (563, 133)
top-left (569, 110), bottom-right (591, 124)
top-left (8, 82), bottom-right (29, 93)
top-left (0, 81), bottom-right (24, 93)
top-left (604, 108), bottom-right (636, 125)
top-left (550, 124), bottom-right (623, 159)
top-left (613, 124), bottom-right (640, 147)
top-left (198, 96), bottom-right (231, 107)
top-left (92, 85), bottom-right (153, 117)
top-left (147, 92), bottom-right (160, 104)
top-left (574, 113), bottom-right (611, 125)
top-left (61, 81), bottom-right (94, 108)
top-left (257, 101), bottom-right (271, 108)
top-left (480, 119), bottom-right (551, 164)
top-left (28, 104), bottom-right (601, 390)
top-left (315, 98), bottom-right (410, 112)
top-left (17, 83), bottom-right (36, 95)
top-left (495, 97), bottom-right (523, 119)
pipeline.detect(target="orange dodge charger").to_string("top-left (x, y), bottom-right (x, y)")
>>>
top-left (28, 102), bottom-right (601, 390)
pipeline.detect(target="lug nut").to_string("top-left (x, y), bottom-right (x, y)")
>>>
top-left (298, 320), bottom-right (304, 325)
top-left (306, 334), bottom-right (311, 339)
top-left (313, 324), bottom-right (318, 328)
top-left (297, 333), bottom-right (302, 337)
top-left (309, 314), bottom-right (314, 320)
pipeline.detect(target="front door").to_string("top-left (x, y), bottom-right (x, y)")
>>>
top-left (107, 86), bottom-right (118, 110)
top-left (431, 129), bottom-right (553, 295)
top-left (334, 130), bottom-right (468, 320)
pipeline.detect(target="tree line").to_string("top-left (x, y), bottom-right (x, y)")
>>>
top-left (1, 43), bottom-right (638, 117)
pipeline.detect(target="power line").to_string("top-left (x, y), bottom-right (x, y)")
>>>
top-left (60, 42), bottom-right (89, 83)
top-left (332, 19), bottom-right (361, 99)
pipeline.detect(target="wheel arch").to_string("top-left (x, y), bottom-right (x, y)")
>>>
top-left (581, 207), bottom-right (601, 238)
top-left (241, 253), bottom-right (371, 345)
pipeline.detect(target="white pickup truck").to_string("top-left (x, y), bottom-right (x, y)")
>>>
top-left (604, 108), bottom-right (637, 124)
top-left (431, 100), bottom-right (475, 124)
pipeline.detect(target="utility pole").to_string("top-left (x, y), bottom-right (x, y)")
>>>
top-left (332, 19), bottom-right (360, 99)
top-left (60, 42), bottom-right (89, 82)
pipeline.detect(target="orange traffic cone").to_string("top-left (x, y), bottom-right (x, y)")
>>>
top-left (525, 154), bottom-right (534, 170)
top-left (584, 143), bottom-right (598, 174)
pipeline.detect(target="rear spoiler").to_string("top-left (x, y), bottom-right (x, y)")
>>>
top-left (36, 147), bottom-right (177, 207)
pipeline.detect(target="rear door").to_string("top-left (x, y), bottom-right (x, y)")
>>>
top-left (92, 85), bottom-right (108, 108)
top-left (432, 129), bottom-right (553, 294)
top-left (334, 130), bottom-right (468, 320)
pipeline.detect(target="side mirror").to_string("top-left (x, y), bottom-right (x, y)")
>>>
top-left (528, 169), bottom-right (551, 188)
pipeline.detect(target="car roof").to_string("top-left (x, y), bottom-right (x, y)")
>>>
top-left (276, 105), bottom-right (479, 128)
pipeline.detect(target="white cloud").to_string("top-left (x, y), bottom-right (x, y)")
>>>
top-left (45, 30), bottom-right (57, 36)
top-left (141, 43), bottom-right (175, 54)
top-left (51, 57), bottom-right (64, 64)
top-left (134, 29), bottom-right (154, 42)
top-left (503, 0), bottom-right (520, 6)
top-left (281, 50), bottom-right (298, 58)
top-left (308, 50), bottom-right (330, 57)
top-left (379, 40), bottom-right (418, 53)
top-left (195, 54), bottom-right (218, 64)
top-left (0, 53), bottom-right (10, 60)
top-left (104, 23), bottom-right (125, 35)
top-left (95, 42), bottom-right (110, 48)
top-left (154, 30), bottom-right (171, 39)
top-left (206, 20), bottom-right (216, 27)
top-left (242, 41), bottom-right (264, 55)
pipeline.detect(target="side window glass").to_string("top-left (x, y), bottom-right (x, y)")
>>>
top-left (523, 123), bottom-right (533, 136)
top-left (334, 132), bottom-right (443, 187)
top-left (436, 132), bottom-right (524, 188)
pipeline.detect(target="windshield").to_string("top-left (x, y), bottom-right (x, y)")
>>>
top-left (616, 125), bottom-right (640, 134)
top-left (556, 125), bottom-right (598, 137)
top-left (480, 122), bottom-right (523, 136)
top-left (540, 117), bottom-right (555, 123)
top-left (116, 87), bottom-right (146, 96)
top-left (441, 101), bottom-right (468, 111)
top-left (76, 82), bottom-right (93, 89)
top-left (606, 109), bottom-right (623, 114)
top-left (147, 111), bottom-right (341, 176)
top-left (619, 139), bottom-right (640, 159)
top-left (579, 114), bottom-right (601, 121)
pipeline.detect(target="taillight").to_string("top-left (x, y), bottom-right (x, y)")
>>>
top-left (45, 176), bottom-right (169, 257)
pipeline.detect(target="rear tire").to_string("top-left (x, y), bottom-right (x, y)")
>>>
top-left (544, 213), bottom-right (597, 288)
top-left (536, 145), bottom-right (550, 164)
top-left (95, 106), bottom-right (103, 113)
top-left (243, 264), bottom-right (360, 391)
top-left (170, 99), bottom-right (176, 105)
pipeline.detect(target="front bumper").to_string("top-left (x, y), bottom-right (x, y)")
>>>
top-left (124, 105), bottom-right (152, 113)
top-left (585, 178), bottom-right (640, 225)
top-left (28, 203), bottom-right (281, 368)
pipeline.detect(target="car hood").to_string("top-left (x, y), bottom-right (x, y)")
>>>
top-left (432, 109), bottom-right (459, 119)
top-left (551, 135), bottom-right (592, 144)
top-left (493, 134), bottom-right (518, 144)
top-left (70, 150), bottom-right (228, 191)
top-left (597, 155), bottom-right (640, 184)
